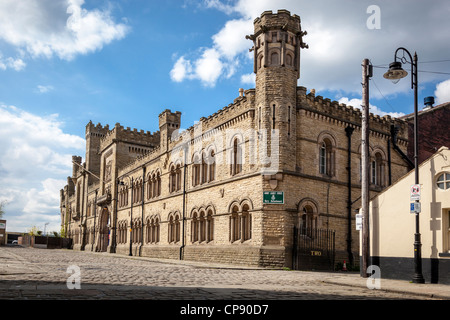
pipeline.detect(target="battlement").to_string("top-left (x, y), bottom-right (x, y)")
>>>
top-left (99, 122), bottom-right (160, 151)
top-left (159, 109), bottom-right (181, 128)
top-left (169, 88), bottom-right (255, 144)
top-left (296, 86), bottom-right (408, 141)
top-left (85, 120), bottom-right (109, 138)
top-left (254, 9), bottom-right (301, 33)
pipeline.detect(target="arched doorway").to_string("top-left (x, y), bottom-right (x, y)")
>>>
top-left (293, 199), bottom-right (335, 271)
top-left (97, 207), bottom-right (110, 252)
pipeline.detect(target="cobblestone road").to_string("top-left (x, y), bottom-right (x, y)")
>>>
top-left (0, 246), bottom-right (440, 301)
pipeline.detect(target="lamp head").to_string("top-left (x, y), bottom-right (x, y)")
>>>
top-left (383, 61), bottom-right (408, 84)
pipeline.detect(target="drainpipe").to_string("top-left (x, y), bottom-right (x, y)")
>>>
top-left (387, 139), bottom-right (392, 186)
top-left (140, 166), bottom-right (146, 256)
top-left (92, 189), bottom-right (98, 252)
top-left (390, 125), bottom-right (414, 169)
top-left (345, 125), bottom-right (354, 268)
top-left (180, 147), bottom-right (187, 260)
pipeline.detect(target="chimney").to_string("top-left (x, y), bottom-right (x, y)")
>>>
top-left (423, 96), bottom-right (435, 110)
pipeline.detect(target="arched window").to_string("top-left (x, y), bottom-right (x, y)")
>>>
top-left (175, 214), bottom-right (180, 243)
top-left (230, 205), bottom-right (240, 242)
top-left (242, 204), bottom-right (251, 241)
top-left (156, 172), bottom-right (161, 196)
top-left (199, 211), bottom-right (206, 242)
top-left (206, 209), bottom-right (214, 242)
top-left (176, 164), bottom-right (182, 191)
top-left (301, 205), bottom-right (316, 233)
top-left (168, 215), bottom-right (174, 243)
top-left (191, 211), bottom-right (198, 242)
top-left (193, 154), bottom-right (200, 187)
top-left (319, 138), bottom-right (333, 176)
top-left (208, 150), bottom-right (215, 182)
top-left (169, 213), bottom-right (180, 243)
top-left (231, 138), bottom-right (242, 176)
top-left (147, 173), bottom-right (152, 199)
top-left (229, 203), bottom-right (252, 243)
top-left (372, 152), bottom-right (384, 187)
top-left (286, 53), bottom-right (293, 66)
top-left (170, 165), bottom-right (176, 192)
top-left (201, 154), bottom-right (208, 184)
top-left (271, 51), bottom-right (279, 65)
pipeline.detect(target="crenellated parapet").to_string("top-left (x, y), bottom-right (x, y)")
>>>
top-left (99, 122), bottom-right (160, 152)
top-left (296, 86), bottom-right (409, 144)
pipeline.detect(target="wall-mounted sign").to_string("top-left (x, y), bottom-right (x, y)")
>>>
top-left (263, 191), bottom-right (284, 204)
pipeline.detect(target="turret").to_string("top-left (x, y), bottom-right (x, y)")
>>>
top-left (85, 121), bottom-right (109, 177)
top-left (247, 10), bottom-right (308, 171)
top-left (159, 109), bottom-right (182, 152)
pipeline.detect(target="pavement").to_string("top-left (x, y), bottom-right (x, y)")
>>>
top-left (1, 246), bottom-right (449, 301)
top-left (114, 253), bottom-right (450, 300)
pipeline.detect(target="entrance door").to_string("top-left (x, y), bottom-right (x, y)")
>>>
top-left (97, 207), bottom-right (109, 252)
top-left (447, 210), bottom-right (450, 253)
top-left (292, 226), bottom-right (335, 271)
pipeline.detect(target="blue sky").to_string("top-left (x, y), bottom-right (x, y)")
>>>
top-left (1, 0), bottom-right (449, 233)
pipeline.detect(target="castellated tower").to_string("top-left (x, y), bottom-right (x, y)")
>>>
top-left (247, 10), bottom-right (308, 172)
top-left (85, 121), bottom-right (109, 177)
top-left (159, 109), bottom-right (182, 152)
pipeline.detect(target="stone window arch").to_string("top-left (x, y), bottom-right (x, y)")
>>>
top-left (230, 137), bottom-right (242, 176)
top-left (192, 153), bottom-right (201, 187)
top-left (371, 150), bottom-right (385, 187)
top-left (318, 132), bottom-right (336, 177)
top-left (191, 210), bottom-right (199, 243)
top-left (297, 198), bottom-right (320, 236)
top-left (206, 208), bottom-right (214, 242)
top-left (168, 212), bottom-right (180, 244)
top-left (270, 50), bottom-right (280, 65)
top-left (207, 149), bottom-right (216, 182)
top-left (228, 200), bottom-right (252, 243)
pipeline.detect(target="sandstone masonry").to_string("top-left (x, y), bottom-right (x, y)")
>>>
top-left (60, 10), bottom-right (410, 269)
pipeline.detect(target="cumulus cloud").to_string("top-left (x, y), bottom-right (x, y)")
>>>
top-left (0, 0), bottom-right (129, 64)
top-left (0, 104), bottom-right (85, 232)
top-left (173, 0), bottom-right (450, 99)
top-left (0, 55), bottom-right (26, 71)
top-left (434, 79), bottom-right (450, 105)
top-left (37, 85), bottom-right (55, 94)
top-left (338, 97), bottom-right (405, 118)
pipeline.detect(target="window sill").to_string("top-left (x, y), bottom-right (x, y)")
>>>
top-left (438, 253), bottom-right (450, 258)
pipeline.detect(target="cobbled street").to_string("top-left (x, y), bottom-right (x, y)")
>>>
top-left (0, 246), bottom-right (441, 301)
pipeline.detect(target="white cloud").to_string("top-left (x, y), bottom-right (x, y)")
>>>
top-left (37, 85), bottom-right (55, 93)
top-left (170, 56), bottom-right (193, 82)
top-left (0, 0), bottom-right (129, 64)
top-left (195, 48), bottom-right (224, 87)
top-left (0, 104), bottom-right (85, 232)
top-left (434, 79), bottom-right (450, 105)
top-left (241, 73), bottom-right (255, 85)
top-left (338, 97), bottom-right (405, 118)
top-left (170, 48), bottom-right (225, 87)
top-left (174, 0), bottom-right (450, 102)
top-left (0, 55), bottom-right (26, 71)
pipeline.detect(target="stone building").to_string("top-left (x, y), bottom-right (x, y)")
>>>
top-left (60, 10), bottom-right (410, 269)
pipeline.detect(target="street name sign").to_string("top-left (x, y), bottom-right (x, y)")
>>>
top-left (263, 191), bottom-right (284, 204)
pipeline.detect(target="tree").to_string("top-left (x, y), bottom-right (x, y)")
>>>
top-left (28, 226), bottom-right (42, 236)
top-left (0, 200), bottom-right (6, 219)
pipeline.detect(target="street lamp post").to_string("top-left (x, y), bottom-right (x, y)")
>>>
top-left (383, 47), bottom-right (425, 284)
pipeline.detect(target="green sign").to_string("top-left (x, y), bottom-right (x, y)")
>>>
top-left (263, 191), bottom-right (284, 204)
